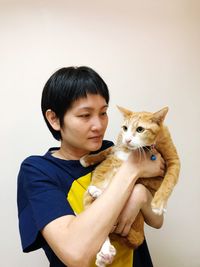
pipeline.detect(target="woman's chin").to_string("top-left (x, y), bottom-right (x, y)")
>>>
top-left (88, 140), bottom-right (103, 151)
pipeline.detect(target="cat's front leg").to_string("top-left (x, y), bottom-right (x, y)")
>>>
top-left (96, 237), bottom-right (116, 267)
top-left (151, 194), bottom-right (167, 215)
top-left (88, 185), bottom-right (103, 198)
top-left (80, 147), bottom-right (113, 167)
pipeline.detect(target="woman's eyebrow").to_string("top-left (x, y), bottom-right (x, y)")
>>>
top-left (78, 104), bottom-right (108, 111)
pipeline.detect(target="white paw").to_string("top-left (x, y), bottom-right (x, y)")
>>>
top-left (152, 202), bottom-right (167, 215)
top-left (80, 156), bottom-right (89, 167)
top-left (96, 244), bottom-right (116, 267)
top-left (152, 208), bottom-right (167, 215)
top-left (88, 185), bottom-right (102, 198)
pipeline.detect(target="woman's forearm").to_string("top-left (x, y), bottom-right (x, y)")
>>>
top-left (42, 164), bottom-right (139, 267)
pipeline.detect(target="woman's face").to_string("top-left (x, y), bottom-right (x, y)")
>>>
top-left (60, 94), bottom-right (109, 156)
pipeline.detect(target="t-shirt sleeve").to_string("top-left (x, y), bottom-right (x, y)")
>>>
top-left (17, 158), bottom-right (74, 252)
top-left (96, 140), bottom-right (114, 152)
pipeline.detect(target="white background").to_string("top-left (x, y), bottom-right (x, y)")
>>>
top-left (1, 0), bottom-right (200, 266)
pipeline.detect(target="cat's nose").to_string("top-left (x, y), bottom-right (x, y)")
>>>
top-left (125, 138), bottom-right (131, 144)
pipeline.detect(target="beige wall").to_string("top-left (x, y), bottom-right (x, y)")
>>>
top-left (1, 1), bottom-right (199, 266)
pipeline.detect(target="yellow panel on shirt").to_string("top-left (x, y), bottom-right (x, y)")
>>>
top-left (67, 173), bottom-right (134, 267)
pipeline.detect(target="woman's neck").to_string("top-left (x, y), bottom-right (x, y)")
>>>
top-left (53, 146), bottom-right (89, 160)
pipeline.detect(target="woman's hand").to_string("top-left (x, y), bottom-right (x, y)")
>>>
top-left (111, 192), bottom-right (137, 236)
top-left (111, 183), bottom-right (164, 237)
top-left (111, 184), bottom-right (146, 236)
top-left (125, 149), bottom-right (165, 179)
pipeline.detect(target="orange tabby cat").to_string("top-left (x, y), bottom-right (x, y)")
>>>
top-left (81, 106), bottom-right (180, 267)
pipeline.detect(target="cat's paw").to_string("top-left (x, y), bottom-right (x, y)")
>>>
top-left (96, 244), bottom-right (116, 267)
top-left (151, 200), bottom-right (167, 215)
top-left (88, 185), bottom-right (102, 198)
top-left (80, 155), bottom-right (91, 167)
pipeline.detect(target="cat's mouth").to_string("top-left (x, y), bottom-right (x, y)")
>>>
top-left (126, 144), bottom-right (154, 152)
top-left (124, 144), bottom-right (138, 150)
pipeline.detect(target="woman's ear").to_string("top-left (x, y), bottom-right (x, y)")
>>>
top-left (45, 109), bottom-right (60, 131)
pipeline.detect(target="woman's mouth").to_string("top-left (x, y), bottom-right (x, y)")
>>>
top-left (88, 135), bottom-right (102, 141)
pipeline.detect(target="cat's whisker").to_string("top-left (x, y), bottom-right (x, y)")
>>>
top-left (140, 148), bottom-right (143, 163)
top-left (144, 146), bottom-right (151, 153)
top-left (140, 146), bottom-right (147, 161)
top-left (138, 147), bottom-right (142, 163)
top-left (138, 146), bottom-right (147, 163)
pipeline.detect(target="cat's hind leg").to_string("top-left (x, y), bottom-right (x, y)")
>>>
top-left (84, 186), bottom-right (103, 208)
top-left (96, 237), bottom-right (116, 267)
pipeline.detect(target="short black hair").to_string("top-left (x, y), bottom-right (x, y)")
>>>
top-left (41, 66), bottom-right (110, 140)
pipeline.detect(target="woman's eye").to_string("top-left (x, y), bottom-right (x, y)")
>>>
top-left (122, 125), bottom-right (128, 131)
top-left (101, 112), bottom-right (107, 116)
top-left (136, 126), bottom-right (145, 133)
top-left (79, 114), bottom-right (90, 118)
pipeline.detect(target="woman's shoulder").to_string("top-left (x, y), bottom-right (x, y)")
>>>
top-left (22, 155), bottom-right (45, 164)
top-left (19, 148), bottom-right (60, 178)
top-left (21, 147), bottom-right (58, 165)
top-left (17, 151), bottom-right (64, 190)
top-left (21, 155), bottom-right (49, 170)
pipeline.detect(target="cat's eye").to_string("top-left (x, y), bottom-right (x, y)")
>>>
top-left (136, 126), bottom-right (145, 133)
top-left (122, 125), bottom-right (128, 131)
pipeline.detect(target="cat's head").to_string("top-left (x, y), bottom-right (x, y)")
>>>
top-left (117, 106), bottom-right (168, 150)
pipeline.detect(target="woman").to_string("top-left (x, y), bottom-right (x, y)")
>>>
top-left (17, 66), bottom-right (164, 267)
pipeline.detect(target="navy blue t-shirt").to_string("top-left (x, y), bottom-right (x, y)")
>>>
top-left (17, 140), bottom-right (153, 267)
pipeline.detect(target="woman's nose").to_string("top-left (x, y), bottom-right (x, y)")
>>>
top-left (91, 117), bottom-right (103, 131)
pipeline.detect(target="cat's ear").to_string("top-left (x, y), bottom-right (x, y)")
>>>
top-left (117, 105), bottom-right (133, 117)
top-left (153, 107), bottom-right (169, 124)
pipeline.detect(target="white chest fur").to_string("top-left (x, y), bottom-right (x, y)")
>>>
top-left (114, 150), bottom-right (130, 161)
